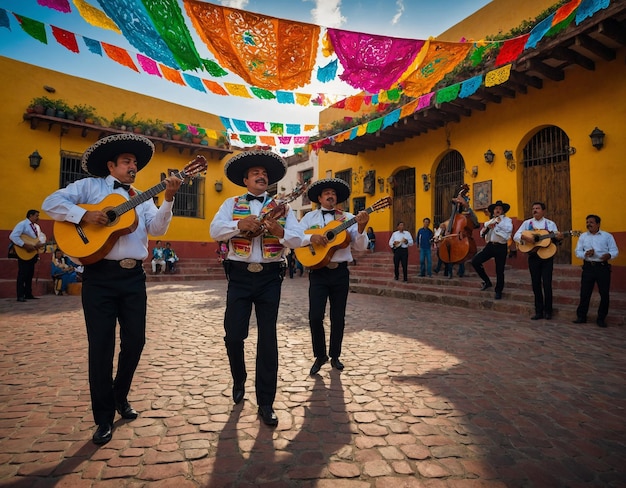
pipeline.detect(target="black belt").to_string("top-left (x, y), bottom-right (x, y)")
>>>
top-left (88, 259), bottom-right (143, 269)
top-left (584, 261), bottom-right (609, 267)
top-left (226, 260), bottom-right (284, 273)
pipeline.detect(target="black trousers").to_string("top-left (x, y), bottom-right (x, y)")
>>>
top-left (471, 242), bottom-right (508, 293)
top-left (528, 253), bottom-right (554, 315)
top-left (82, 261), bottom-right (146, 425)
top-left (393, 247), bottom-right (409, 280)
top-left (16, 255), bottom-right (38, 298)
top-left (308, 263), bottom-right (349, 360)
top-left (224, 264), bottom-right (283, 406)
top-left (576, 262), bottom-right (611, 320)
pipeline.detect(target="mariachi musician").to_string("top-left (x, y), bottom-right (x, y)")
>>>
top-left (471, 200), bottom-right (513, 300)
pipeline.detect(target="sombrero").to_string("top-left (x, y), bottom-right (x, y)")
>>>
top-left (81, 133), bottom-right (154, 177)
top-left (488, 200), bottom-right (511, 215)
top-left (307, 178), bottom-right (351, 204)
top-left (224, 150), bottom-right (287, 187)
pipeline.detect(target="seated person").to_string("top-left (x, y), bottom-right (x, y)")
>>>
top-left (51, 248), bottom-right (79, 295)
top-left (163, 242), bottom-right (179, 273)
top-left (151, 240), bottom-right (166, 274)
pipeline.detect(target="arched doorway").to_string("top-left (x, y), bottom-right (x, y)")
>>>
top-left (522, 126), bottom-right (573, 264)
top-left (434, 150), bottom-right (465, 227)
top-left (391, 168), bottom-right (416, 237)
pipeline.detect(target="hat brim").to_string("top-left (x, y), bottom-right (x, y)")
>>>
top-left (224, 150), bottom-right (287, 187)
top-left (81, 134), bottom-right (154, 177)
top-left (487, 201), bottom-right (511, 214)
top-left (307, 178), bottom-right (351, 204)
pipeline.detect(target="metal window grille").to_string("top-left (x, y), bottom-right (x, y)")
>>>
top-left (60, 151), bottom-right (88, 187)
top-left (434, 150), bottom-right (465, 226)
top-left (172, 176), bottom-right (205, 218)
top-left (523, 127), bottom-right (570, 168)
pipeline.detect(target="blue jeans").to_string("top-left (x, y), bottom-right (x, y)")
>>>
top-left (419, 248), bottom-right (432, 276)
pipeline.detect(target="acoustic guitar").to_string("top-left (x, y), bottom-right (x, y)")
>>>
top-left (516, 229), bottom-right (581, 254)
top-left (13, 234), bottom-right (49, 260)
top-left (53, 156), bottom-right (207, 265)
top-left (295, 197), bottom-right (391, 269)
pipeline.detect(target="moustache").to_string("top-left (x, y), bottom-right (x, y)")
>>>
top-left (129, 170), bottom-right (136, 177)
top-left (255, 178), bottom-right (267, 184)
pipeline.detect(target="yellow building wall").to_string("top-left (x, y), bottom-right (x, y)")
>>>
top-left (316, 48), bottom-right (626, 270)
top-left (0, 57), bottom-right (238, 252)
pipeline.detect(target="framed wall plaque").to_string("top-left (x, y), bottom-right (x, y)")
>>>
top-left (473, 180), bottom-right (492, 210)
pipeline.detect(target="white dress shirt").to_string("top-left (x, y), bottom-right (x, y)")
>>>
top-left (209, 193), bottom-right (303, 263)
top-left (513, 217), bottom-right (558, 244)
top-left (575, 230), bottom-right (618, 262)
top-left (298, 208), bottom-right (368, 263)
top-left (483, 215), bottom-right (513, 244)
top-left (42, 175), bottom-right (174, 261)
top-left (388, 230), bottom-right (413, 249)
top-left (10, 218), bottom-right (46, 247)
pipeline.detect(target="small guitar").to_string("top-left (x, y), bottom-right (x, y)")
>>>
top-left (54, 156), bottom-right (207, 265)
top-left (295, 197), bottom-right (392, 269)
top-left (517, 229), bottom-right (581, 254)
top-left (13, 234), bottom-right (49, 260)
top-left (239, 181), bottom-right (309, 238)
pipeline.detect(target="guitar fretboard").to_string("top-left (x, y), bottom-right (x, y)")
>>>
top-left (113, 171), bottom-right (185, 216)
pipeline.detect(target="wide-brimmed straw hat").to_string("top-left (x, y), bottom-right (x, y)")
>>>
top-left (81, 133), bottom-right (154, 177)
top-left (307, 178), bottom-right (351, 204)
top-left (488, 200), bottom-right (511, 215)
top-left (224, 150), bottom-right (287, 187)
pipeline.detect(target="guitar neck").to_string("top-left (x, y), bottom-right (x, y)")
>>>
top-left (333, 206), bottom-right (376, 234)
top-left (115, 172), bottom-right (184, 215)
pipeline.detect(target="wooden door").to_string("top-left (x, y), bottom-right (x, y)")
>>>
top-left (392, 168), bottom-right (416, 237)
top-left (521, 126), bottom-right (573, 264)
top-left (434, 150), bottom-right (465, 227)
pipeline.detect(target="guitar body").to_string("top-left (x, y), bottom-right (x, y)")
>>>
top-left (517, 229), bottom-right (554, 253)
top-left (536, 243), bottom-right (558, 260)
top-left (294, 220), bottom-right (352, 269)
top-left (14, 234), bottom-right (45, 260)
top-left (53, 193), bottom-right (138, 264)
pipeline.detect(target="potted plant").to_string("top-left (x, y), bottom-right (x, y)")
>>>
top-left (110, 112), bottom-right (137, 131)
top-left (54, 100), bottom-right (70, 119)
top-left (27, 96), bottom-right (56, 115)
top-left (73, 104), bottom-right (97, 123)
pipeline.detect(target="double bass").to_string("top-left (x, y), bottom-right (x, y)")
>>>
top-left (436, 184), bottom-right (477, 264)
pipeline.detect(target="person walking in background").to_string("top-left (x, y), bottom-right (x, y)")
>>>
top-left (366, 226), bottom-right (376, 253)
top-left (417, 217), bottom-right (434, 277)
top-left (9, 209), bottom-right (46, 302)
top-left (42, 134), bottom-right (183, 445)
top-left (389, 221), bottom-right (413, 282)
top-left (298, 178), bottom-right (369, 376)
top-left (573, 214), bottom-right (619, 327)
top-left (513, 202), bottom-right (562, 320)
top-left (210, 149), bottom-right (303, 427)
top-left (471, 200), bottom-right (513, 299)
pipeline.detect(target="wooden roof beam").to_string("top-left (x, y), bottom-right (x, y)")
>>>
top-left (435, 103), bottom-right (472, 117)
top-left (488, 85), bottom-right (517, 99)
top-left (510, 70), bottom-right (543, 90)
top-left (575, 33), bottom-right (616, 61)
top-left (597, 19), bottom-right (626, 47)
top-left (455, 97), bottom-right (486, 111)
top-left (525, 59), bottom-right (565, 81)
top-left (551, 46), bottom-right (595, 70)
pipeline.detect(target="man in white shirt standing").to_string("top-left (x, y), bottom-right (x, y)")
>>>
top-left (389, 221), bottom-right (413, 282)
top-left (298, 178), bottom-right (369, 375)
top-left (513, 201), bottom-right (562, 320)
top-left (9, 209), bottom-right (46, 301)
top-left (471, 200), bottom-right (513, 300)
top-left (573, 214), bottom-right (619, 327)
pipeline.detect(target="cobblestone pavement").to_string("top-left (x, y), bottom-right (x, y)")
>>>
top-left (0, 278), bottom-right (624, 487)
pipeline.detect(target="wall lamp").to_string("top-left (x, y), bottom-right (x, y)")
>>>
top-left (29, 150), bottom-right (43, 170)
top-left (504, 150), bottom-right (516, 171)
top-left (421, 173), bottom-right (431, 192)
top-left (377, 176), bottom-right (385, 193)
top-left (484, 149), bottom-right (495, 164)
top-left (214, 179), bottom-right (223, 192)
top-left (471, 166), bottom-right (478, 178)
top-left (589, 127), bottom-right (605, 150)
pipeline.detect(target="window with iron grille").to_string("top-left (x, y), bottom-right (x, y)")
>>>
top-left (353, 196), bottom-right (365, 213)
top-left (60, 151), bottom-right (88, 188)
top-left (167, 169), bottom-right (205, 218)
top-left (523, 127), bottom-right (570, 167)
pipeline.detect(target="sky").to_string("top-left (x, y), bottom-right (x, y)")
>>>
top-left (0, 0), bottom-right (492, 127)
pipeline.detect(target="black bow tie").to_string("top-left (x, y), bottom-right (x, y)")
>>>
top-left (246, 194), bottom-right (265, 203)
top-left (114, 181), bottom-right (131, 192)
top-left (322, 209), bottom-right (335, 216)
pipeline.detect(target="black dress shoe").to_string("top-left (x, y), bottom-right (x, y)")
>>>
top-left (330, 358), bottom-right (344, 371)
top-left (530, 314), bottom-right (543, 320)
top-left (597, 319), bottom-right (607, 328)
top-left (25, 296), bottom-right (39, 299)
top-left (494, 293), bottom-right (502, 300)
top-left (115, 400), bottom-right (138, 419)
top-left (572, 317), bottom-right (587, 324)
top-left (92, 423), bottom-right (113, 445)
top-left (258, 405), bottom-right (278, 426)
top-left (232, 382), bottom-right (245, 404)
top-left (17, 297), bottom-right (26, 302)
top-left (544, 313), bottom-right (552, 320)
top-left (480, 282), bottom-right (492, 291)
top-left (309, 356), bottom-right (328, 375)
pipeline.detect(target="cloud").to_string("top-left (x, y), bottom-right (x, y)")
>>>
top-left (219, 0), bottom-right (250, 9)
top-left (391, 0), bottom-right (405, 25)
top-left (309, 0), bottom-right (346, 28)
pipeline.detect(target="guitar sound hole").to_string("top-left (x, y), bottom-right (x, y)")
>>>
top-left (106, 210), bottom-right (118, 224)
top-left (326, 231), bottom-right (335, 241)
